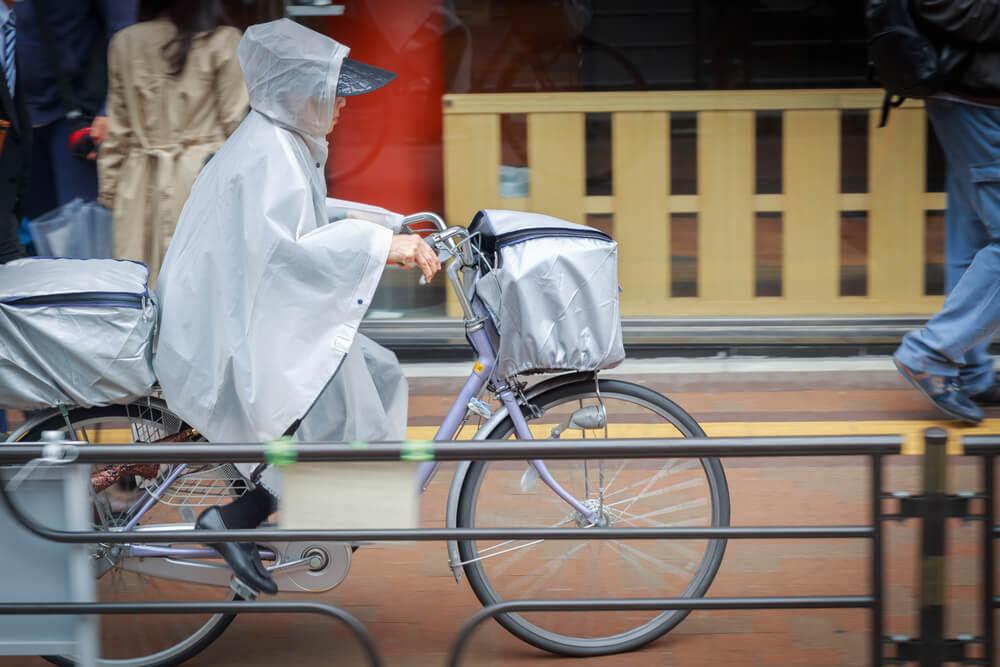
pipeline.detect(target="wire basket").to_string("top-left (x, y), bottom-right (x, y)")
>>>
top-left (121, 398), bottom-right (251, 507)
top-left (146, 463), bottom-right (250, 508)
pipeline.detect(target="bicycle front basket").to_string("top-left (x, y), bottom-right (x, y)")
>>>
top-left (471, 209), bottom-right (625, 378)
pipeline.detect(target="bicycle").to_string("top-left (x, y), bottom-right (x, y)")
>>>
top-left (8, 212), bottom-right (731, 667)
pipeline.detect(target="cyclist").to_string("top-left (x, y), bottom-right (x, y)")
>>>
top-left (153, 19), bottom-right (440, 593)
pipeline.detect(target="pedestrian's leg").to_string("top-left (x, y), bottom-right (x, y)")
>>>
top-left (22, 122), bottom-right (57, 220)
top-left (894, 99), bottom-right (1000, 421)
top-left (48, 119), bottom-right (98, 205)
top-left (897, 100), bottom-right (1000, 370)
top-left (942, 167), bottom-right (996, 394)
top-left (899, 241), bottom-right (1000, 370)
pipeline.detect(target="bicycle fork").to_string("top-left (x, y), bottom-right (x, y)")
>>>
top-left (496, 387), bottom-right (601, 524)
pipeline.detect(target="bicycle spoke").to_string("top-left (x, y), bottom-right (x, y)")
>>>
top-left (508, 542), bottom-right (589, 598)
top-left (606, 476), bottom-right (706, 510)
top-left (620, 497), bottom-right (708, 524)
top-left (477, 517), bottom-right (576, 573)
top-left (608, 540), bottom-right (694, 580)
top-left (608, 509), bottom-right (705, 528)
top-left (604, 541), bottom-right (676, 590)
top-left (602, 459), bottom-right (698, 502)
top-left (599, 459), bottom-right (629, 498)
top-left (618, 463), bottom-right (699, 516)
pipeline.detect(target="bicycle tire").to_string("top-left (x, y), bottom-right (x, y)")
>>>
top-left (456, 378), bottom-right (730, 657)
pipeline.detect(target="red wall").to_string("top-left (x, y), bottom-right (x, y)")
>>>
top-left (324, 1), bottom-right (444, 216)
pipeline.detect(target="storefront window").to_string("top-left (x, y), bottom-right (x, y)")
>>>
top-left (265, 1), bottom-right (938, 321)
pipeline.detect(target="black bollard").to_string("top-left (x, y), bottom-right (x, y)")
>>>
top-left (919, 427), bottom-right (949, 667)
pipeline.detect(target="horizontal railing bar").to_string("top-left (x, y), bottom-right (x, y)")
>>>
top-left (962, 437), bottom-right (1000, 454)
top-left (0, 600), bottom-right (354, 614)
top-left (457, 595), bottom-right (874, 613)
top-left (447, 595), bottom-right (874, 667)
top-left (363, 315), bottom-right (978, 349)
top-left (0, 436), bottom-right (904, 465)
top-left (0, 601), bottom-right (382, 667)
top-left (0, 525), bottom-right (877, 545)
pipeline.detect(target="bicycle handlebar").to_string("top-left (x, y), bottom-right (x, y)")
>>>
top-left (400, 212), bottom-right (478, 321)
top-left (401, 212), bottom-right (447, 233)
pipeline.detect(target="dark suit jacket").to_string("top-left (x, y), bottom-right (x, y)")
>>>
top-left (0, 61), bottom-right (32, 264)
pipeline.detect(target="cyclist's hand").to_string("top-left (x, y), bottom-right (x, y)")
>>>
top-left (388, 234), bottom-right (441, 283)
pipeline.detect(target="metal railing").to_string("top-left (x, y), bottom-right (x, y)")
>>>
top-left (0, 602), bottom-right (383, 667)
top-left (0, 433), bottom-right (958, 666)
top-left (959, 435), bottom-right (1000, 667)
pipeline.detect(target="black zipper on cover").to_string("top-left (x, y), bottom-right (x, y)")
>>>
top-left (496, 227), bottom-right (612, 248)
top-left (1, 292), bottom-right (145, 309)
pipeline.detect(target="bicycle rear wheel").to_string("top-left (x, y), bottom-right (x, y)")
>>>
top-left (13, 400), bottom-right (239, 667)
top-left (456, 378), bottom-right (729, 656)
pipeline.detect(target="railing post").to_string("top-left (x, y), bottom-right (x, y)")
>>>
top-left (984, 453), bottom-right (995, 667)
top-left (919, 428), bottom-right (949, 667)
top-left (872, 453), bottom-right (884, 667)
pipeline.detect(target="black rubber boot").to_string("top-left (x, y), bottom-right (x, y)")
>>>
top-left (195, 506), bottom-right (278, 595)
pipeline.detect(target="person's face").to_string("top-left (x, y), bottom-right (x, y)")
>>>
top-left (330, 97), bottom-right (347, 132)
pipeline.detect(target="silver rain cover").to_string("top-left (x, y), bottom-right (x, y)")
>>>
top-left (250, 333), bottom-right (408, 496)
top-left (471, 210), bottom-right (625, 378)
top-left (0, 258), bottom-right (157, 409)
top-left (154, 21), bottom-right (398, 444)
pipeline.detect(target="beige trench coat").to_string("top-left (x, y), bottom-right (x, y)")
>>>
top-left (98, 20), bottom-right (248, 283)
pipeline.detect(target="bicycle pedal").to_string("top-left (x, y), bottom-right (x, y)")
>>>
top-left (229, 577), bottom-right (258, 600)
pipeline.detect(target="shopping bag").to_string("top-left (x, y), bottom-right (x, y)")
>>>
top-left (27, 198), bottom-right (113, 259)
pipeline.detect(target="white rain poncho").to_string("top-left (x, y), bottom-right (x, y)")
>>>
top-left (154, 19), bottom-right (406, 446)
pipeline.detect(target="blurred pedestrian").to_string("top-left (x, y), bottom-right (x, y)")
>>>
top-left (98, 0), bottom-right (248, 281)
top-left (0, 0), bottom-right (30, 265)
top-left (14, 0), bottom-right (135, 220)
top-left (0, 0), bottom-right (33, 437)
top-left (893, 0), bottom-right (1000, 423)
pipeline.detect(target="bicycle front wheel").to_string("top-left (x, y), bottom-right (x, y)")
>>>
top-left (456, 378), bottom-right (730, 656)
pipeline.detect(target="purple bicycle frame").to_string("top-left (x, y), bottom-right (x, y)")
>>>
top-left (413, 324), bottom-right (596, 520)
top-left (126, 219), bottom-right (598, 560)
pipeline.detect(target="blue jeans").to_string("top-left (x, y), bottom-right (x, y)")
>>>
top-left (896, 98), bottom-right (1000, 393)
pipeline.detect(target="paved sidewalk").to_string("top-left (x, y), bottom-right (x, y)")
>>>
top-left (5, 357), bottom-right (995, 666)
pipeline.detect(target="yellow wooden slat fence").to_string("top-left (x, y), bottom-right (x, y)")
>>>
top-left (442, 89), bottom-right (944, 318)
